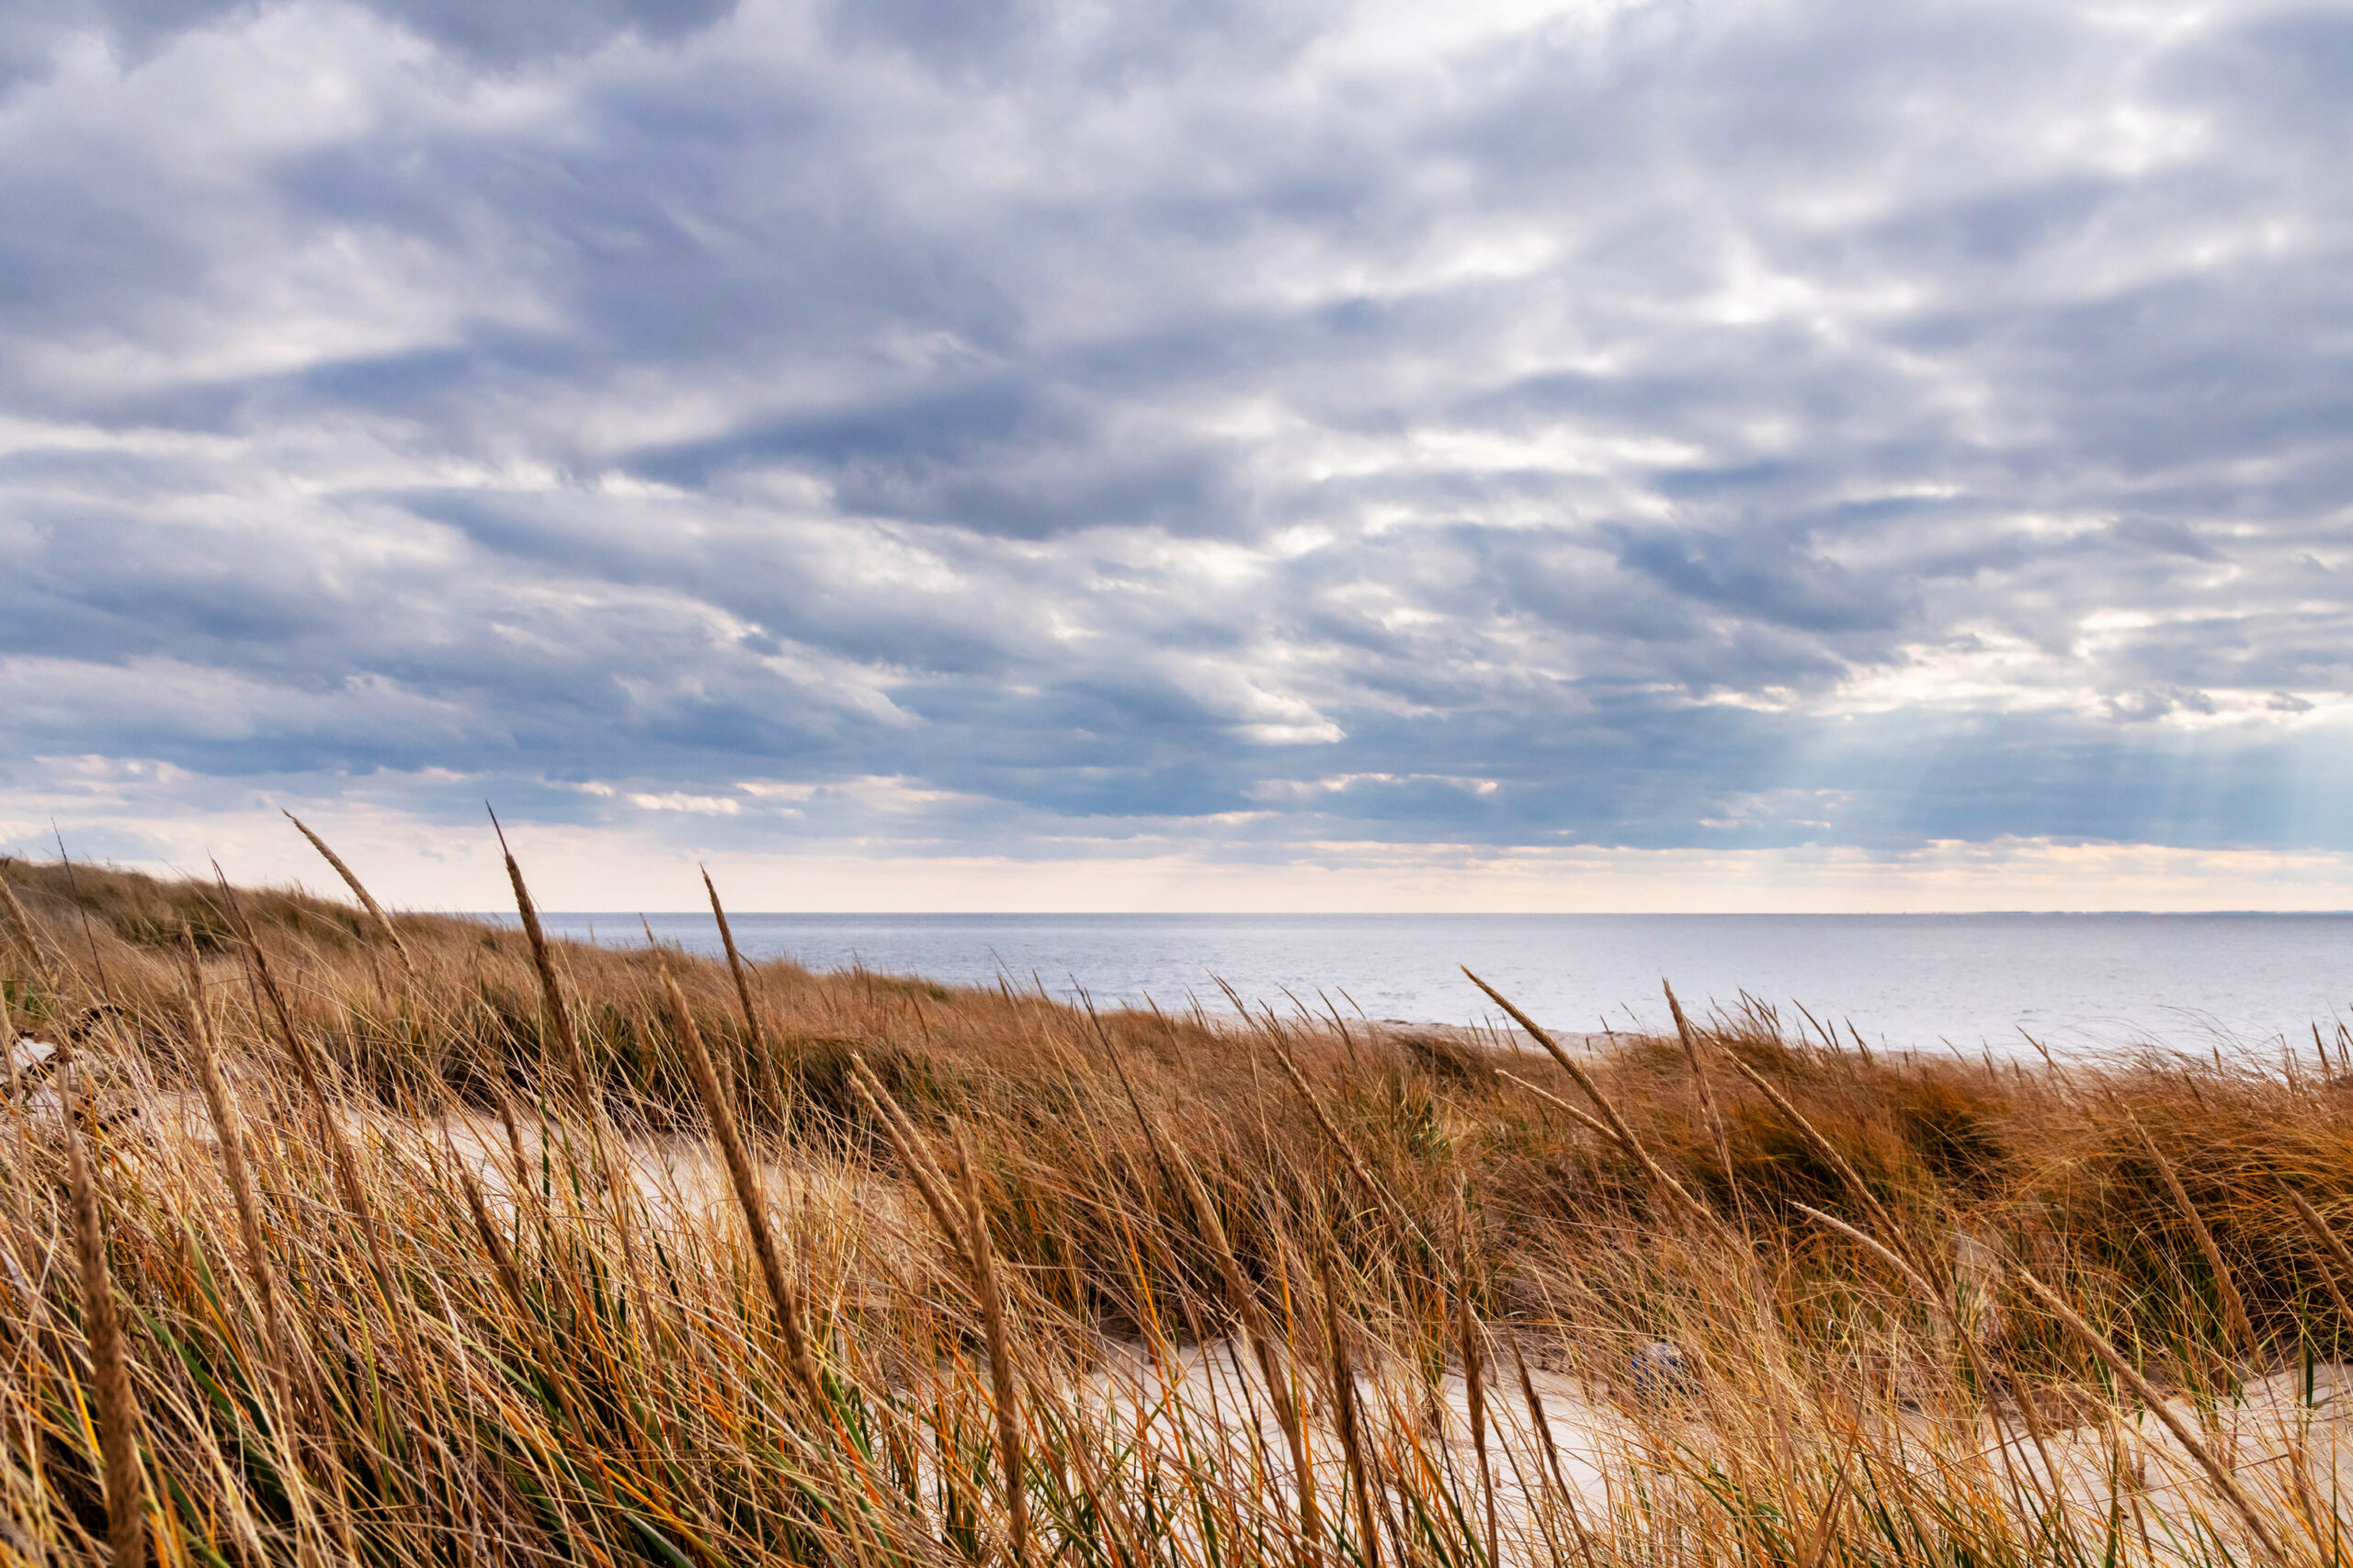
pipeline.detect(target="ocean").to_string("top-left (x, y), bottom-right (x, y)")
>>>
top-left (517, 911), bottom-right (2353, 1060)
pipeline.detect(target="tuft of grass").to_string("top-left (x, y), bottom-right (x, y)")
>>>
top-left (2, 850), bottom-right (2352, 1566)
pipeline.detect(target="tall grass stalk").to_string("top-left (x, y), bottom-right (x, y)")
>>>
top-left (703, 869), bottom-right (787, 1131)
top-left (950, 1119), bottom-right (1030, 1563)
top-left (63, 1062), bottom-right (144, 1568)
top-left (282, 812), bottom-right (410, 972)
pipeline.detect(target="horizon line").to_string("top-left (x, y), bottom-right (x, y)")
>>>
top-left (480, 906), bottom-right (2353, 919)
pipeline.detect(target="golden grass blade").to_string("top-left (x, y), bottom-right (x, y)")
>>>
top-left (1317, 1244), bottom-right (1381, 1568)
top-left (456, 1164), bottom-right (583, 1428)
top-left (1794, 1448), bottom-right (1857, 1568)
top-left (1790, 1202), bottom-right (1947, 1333)
top-left (848, 1052), bottom-right (971, 1269)
top-left (659, 961), bottom-right (885, 1568)
top-left (209, 865), bottom-right (427, 1394)
top-left (701, 868), bottom-right (787, 1131)
top-left (659, 963), bottom-right (825, 1409)
top-left (1664, 981), bottom-right (1738, 1202)
top-left (2283, 1186), bottom-right (2353, 1328)
top-left (1720, 1047), bottom-right (1909, 1256)
top-left (282, 812), bottom-right (412, 972)
top-left (1495, 1068), bottom-right (1620, 1146)
top-left (2012, 1265), bottom-right (2286, 1566)
top-left (2131, 1116), bottom-right (2256, 1357)
top-left (63, 1062), bottom-right (146, 1568)
top-left (1508, 1336), bottom-right (1599, 1568)
top-left (1159, 1122), bottom-right (1319, 1547)
top-left (494, 823), bottom-right (600, 1135)
top-left (177, 932), bottom-right (300, 1407)
top-left (1263, 1026), bottom-right (1427, 1245)
top-left (949, 1119), bottom-right (1029, 1564)
top-left (1464, 968), bottom-right (1723, 1236)
top-left (1451, 1188), bottom-right (1496, 1568)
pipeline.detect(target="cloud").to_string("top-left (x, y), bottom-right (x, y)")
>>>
top-left (2, 0), bottom-right (2351, 899)
top-left (3, 0), bottom-right (738, 87)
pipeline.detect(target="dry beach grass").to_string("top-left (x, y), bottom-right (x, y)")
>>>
top-left (5, 847), bottom-right (2353, 1566)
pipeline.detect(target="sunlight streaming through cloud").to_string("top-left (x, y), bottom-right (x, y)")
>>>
top-left (3, 0), bottom-right (2349, 904)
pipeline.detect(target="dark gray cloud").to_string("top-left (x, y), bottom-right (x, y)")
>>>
top-left (3, 0), bottom-right (2351, 880)
top-left (2, 0), bottom-right (737, 86)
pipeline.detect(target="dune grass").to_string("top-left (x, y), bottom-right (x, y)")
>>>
top-left (5, 848), bottom-right (2353, 1566)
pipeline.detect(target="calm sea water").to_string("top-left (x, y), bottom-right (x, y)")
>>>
top-left (518, 912), bottom-right (2353, 1059)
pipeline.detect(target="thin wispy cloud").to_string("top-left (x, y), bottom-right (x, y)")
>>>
top-left (3, 0), bottom-right (2348, 905)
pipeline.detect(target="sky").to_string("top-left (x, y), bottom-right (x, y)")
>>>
top-left (2, 0), bottom-right (2351, 912)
